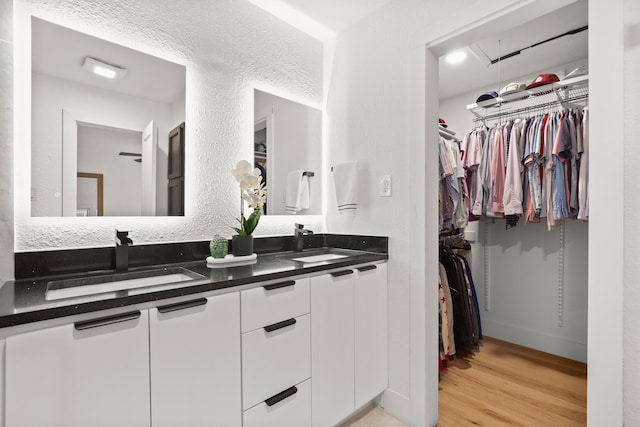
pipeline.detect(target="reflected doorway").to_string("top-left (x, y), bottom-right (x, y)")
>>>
top-left (76, 172), bottom-right (103, 216)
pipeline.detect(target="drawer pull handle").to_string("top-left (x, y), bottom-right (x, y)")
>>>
top-left (263, 280), bottom-right (296, 291)
top-left (75, 311), bottom-right (141, 331)
top-left (357, 265), bottom-right (378, 272)
top-left (331, 269), bottom-right (353, 277)
top-left (265, 385), bottom-right (298, 407)
top-left (157, 298), bottom-right (208, 314)
top-left (263, 318), bottom-right (297, 333)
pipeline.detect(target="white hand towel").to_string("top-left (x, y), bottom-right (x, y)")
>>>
top-left (285, 170), bottom-right (310, 214)
top-left (332, 161), bottom-right (358, 213)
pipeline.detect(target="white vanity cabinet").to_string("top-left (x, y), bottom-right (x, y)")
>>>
top-left (241, 278), bottom-right (312, 427)
top-left (311, 269), bottom-right (356, 427)
top-left (149, 292), bottom-right (241, 427)
top-left (311, 262), bottom-right (388, 427)
top-left (354, 263), bottom-right (388, 408)
top-left (5, 310), bottom-right (151, 427)
top-left (1, 258), bottom-right (386, 427)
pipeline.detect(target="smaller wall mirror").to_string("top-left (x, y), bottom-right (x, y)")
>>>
top-left (254, 89), bottom-right (322, 215)
top-left (30, 17), bottom-right (186, 217)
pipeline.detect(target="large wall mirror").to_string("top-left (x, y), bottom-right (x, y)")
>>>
top-left (30, 17), bottom-right (186, 217)
top-left (254, 89), bottom-right (322, 215)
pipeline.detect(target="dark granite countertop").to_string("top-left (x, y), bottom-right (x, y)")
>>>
top-left (1, 235), bottom-right (387, 329)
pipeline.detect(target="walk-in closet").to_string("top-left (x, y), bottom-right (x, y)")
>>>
top-left (435, 0), bottom-right (588, 423)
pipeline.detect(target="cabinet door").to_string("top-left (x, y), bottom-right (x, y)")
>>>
top-left (149, 293), bottom-right (241, 427)
top-left (311, 271), bottom-right (355, 427)
top-left (5, 310), bottom-right (150, 427)
top-left (354, 263), bottom-right (388, 408)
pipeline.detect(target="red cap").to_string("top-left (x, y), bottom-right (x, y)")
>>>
top-left (525, 73), bottom-right (560, 90)
top-left (439, 118), bottom-right (447, 128)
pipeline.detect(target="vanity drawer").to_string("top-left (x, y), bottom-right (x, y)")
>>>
top-left (242, 314), bottom-right (310, 410)
top-left (241, 278), bottom-right (309, 333)
top-left (243, 379), bottom-right (311, 427)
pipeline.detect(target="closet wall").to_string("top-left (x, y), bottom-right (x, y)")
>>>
top-left (438, 58), bottom-right (589, 362)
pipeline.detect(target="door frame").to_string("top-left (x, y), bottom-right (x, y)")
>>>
top-left (408, 0), bottom-right (624, 425)
top-left (76, 172), bottom-right (104, 216)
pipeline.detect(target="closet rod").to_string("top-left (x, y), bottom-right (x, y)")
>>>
top-left (473, 93), bottom-right (588, 124)
top-left (489, 26), bottom-right (588, 65)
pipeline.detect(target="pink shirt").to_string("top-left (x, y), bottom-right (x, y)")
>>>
top-left (491, 124), bottom-right (506, 214)
top-left (503, 120), bottom-right (525, 215)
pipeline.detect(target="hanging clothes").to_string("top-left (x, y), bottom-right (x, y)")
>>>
top-left (452, 105), bottom-right (589, 231)
top-left (439, 137), bottom-right (468, 230)
top-left (577, 107), bottom-right (589, 220)
top-left (439, 245), bottom-right (480, 356)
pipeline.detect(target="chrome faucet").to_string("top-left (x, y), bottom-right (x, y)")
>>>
top-left (115, 229), bottom-right (133, 272)
top-left (294, 223), bottom-right (313, 252)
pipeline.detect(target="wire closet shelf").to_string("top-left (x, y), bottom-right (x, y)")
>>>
top-left (466, 74), bottom-right (589, 124)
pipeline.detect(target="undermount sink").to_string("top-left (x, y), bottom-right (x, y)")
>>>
top-left (45, 267), bottom-right (207, 301)
top-left (290, 253), bottom-right (349, 263)
top-left (276, 247), bottom-right (362, 264)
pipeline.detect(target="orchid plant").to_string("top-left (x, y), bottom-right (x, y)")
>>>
top-left (231, 160), bottom-right (267, 236)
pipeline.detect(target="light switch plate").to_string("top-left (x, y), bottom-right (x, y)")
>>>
top-left (379, 175), bottom-right (392, 197)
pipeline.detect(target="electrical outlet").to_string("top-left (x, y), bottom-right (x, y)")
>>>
top-left (379, 175), bottom-right (392, 197)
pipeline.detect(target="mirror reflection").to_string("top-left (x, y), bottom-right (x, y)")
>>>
top-left (254, 89), bottom-right (322, 215)
top-left (30, 17), bottom-right (186, 217)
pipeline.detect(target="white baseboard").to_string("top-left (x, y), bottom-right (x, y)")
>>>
top-left (380, 388), bottom-right (412, 425)
top-left (482, 320), bottom-right (587, 362)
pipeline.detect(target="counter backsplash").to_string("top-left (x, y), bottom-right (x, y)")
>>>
top-left (15, 234), bottom-right (388, 280)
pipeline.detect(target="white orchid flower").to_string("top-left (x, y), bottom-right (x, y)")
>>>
top-left (240, 173), bottom-right (261, 190)
top-left (232, 160), bottom-right (267, 236)
top-left (231, 160), bottom-right (253, 183)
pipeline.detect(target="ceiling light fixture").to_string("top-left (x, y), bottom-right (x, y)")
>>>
top-left (445, 50), bottom-right (468, 64)
top-left (83, 57), bottom-right (127, 80)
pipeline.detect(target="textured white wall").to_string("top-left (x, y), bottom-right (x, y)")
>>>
top-left (13, 0), bottom-right (324, 250)
top-left (325, 1), bottom-right (420, 411)
top-left (324, 1), bottom-right (475, 424)
top-left (0, 0), bottom-right (14, 282)
top-left (624, 0), bottom-right (640, 423)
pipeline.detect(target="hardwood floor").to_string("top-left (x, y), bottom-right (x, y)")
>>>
top-left (437, 336), bottom-right (587, 426)
top-left (342, 337), bottom-right (587, 426)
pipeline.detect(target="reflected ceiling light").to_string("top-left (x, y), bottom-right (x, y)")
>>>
top-left (247, 0), bottom-right (336, 42)
top-left (445, 50), bottom-right (468, 64)
top-left (83, 57), bottom-right (127, 80)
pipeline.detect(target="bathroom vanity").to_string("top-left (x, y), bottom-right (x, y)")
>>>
top-left (0, 235), bottom-right (387, 427)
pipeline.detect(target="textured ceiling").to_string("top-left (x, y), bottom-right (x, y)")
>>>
top-left (252, 0), bottom-right (588, 101)
top-left (278, 0), bottom-right (395, 33)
